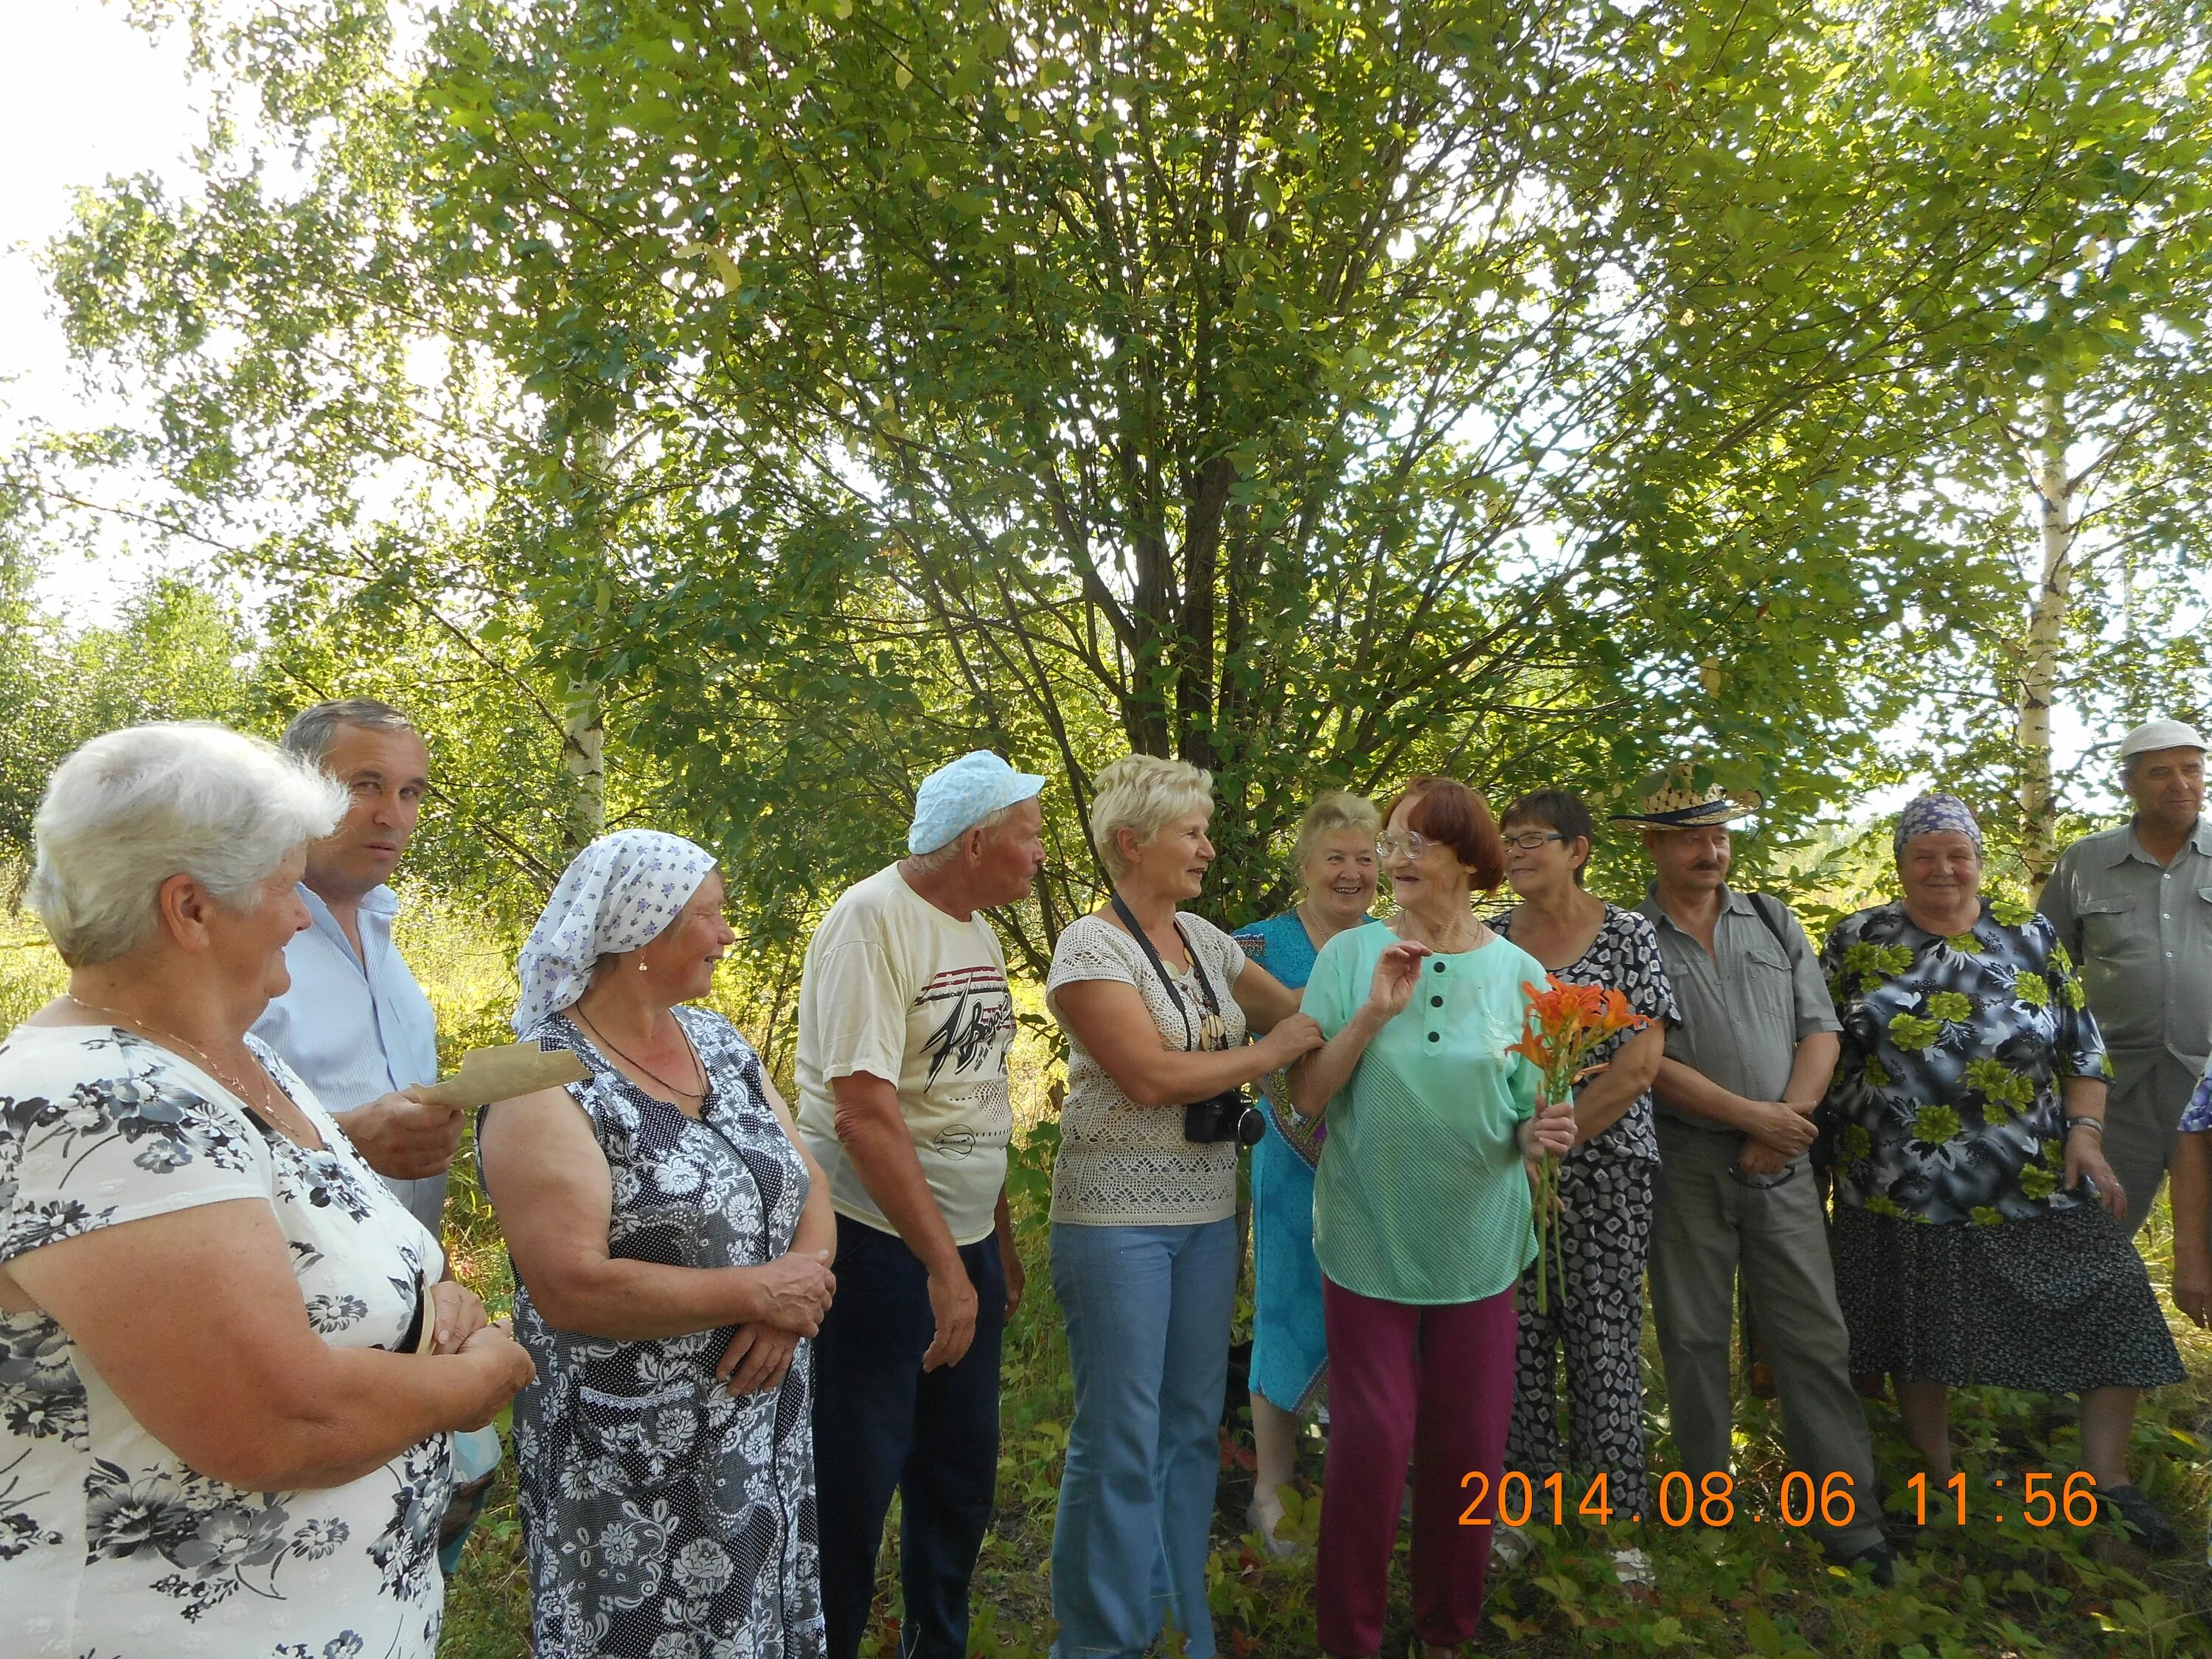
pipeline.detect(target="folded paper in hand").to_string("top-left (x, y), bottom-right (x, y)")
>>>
top-left (414, 1041), bottom-right (588, 1110)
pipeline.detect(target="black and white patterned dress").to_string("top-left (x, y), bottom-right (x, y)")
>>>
top-left (0, 1024), bottom-right (450, 1659)
top-left (1492, 904), bottom-right (1679, 1522)
top-left (510, 1007), bottom-right (824, 1659)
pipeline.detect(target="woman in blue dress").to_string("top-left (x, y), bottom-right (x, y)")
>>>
top-left (1232, 790), bottom-right (1382, 1554)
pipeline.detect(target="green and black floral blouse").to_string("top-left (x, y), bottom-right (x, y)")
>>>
top-left (1817, 897), bottom-right (2110, 1226)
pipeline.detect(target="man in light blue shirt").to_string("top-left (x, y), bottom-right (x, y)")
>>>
top-left (254, 698), bottom-right (465, 1237)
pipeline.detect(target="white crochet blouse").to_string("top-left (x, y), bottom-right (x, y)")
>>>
top-left (1046, 911), bottom-right (1250, 1226)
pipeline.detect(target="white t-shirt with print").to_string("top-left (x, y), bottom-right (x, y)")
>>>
top-left (0, 1023), bottom-right (451, 1659)
top-left (796, 863), bottom-right (1015, 1245)
top-left (1045, 911), bottom-right (1249, 1227)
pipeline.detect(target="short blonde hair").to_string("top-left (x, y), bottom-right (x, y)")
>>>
top-left (1090, 754), bottom-right (1214, 881)
top-left (1293, 790), bottom-right (1381, 872)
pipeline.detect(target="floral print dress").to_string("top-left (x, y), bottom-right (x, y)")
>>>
top-left (512, 1006), bottom-right (822, 1659)
top-left (1493, 902), bottom-right (1679, 1523)
top-left (1816, 899), bottom-right (2183, 1390)
top-left (1818, 897), bottom-right (2104, 1224)
top-left (1, 1024), bottom-right (451, 1659)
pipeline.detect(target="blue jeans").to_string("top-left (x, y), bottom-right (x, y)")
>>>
top-left (814, 1214), bottom-right (1006, 1659)
top-left (1049, 1217), bottom-right (1237, 1659)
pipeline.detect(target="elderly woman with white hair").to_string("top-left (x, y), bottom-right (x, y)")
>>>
top-left (1045, 754), bottom-right (1325, 1659)
top-left (479, 829), bottom-right (838, 1658)
top-left (0, 723), bottom-right (534, 1658)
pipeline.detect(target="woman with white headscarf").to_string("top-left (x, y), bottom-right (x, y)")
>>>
top-left (481, 830), bottom-right (838, 1658)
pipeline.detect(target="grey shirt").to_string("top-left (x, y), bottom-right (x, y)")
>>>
top-left (1636, 884), bottom-right (1840, 1135)
top-left (2038, 815), bottom-right (2212, 1068)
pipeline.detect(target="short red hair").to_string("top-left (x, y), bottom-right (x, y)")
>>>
top-left (1380, 776), bottom-right (1506, 893)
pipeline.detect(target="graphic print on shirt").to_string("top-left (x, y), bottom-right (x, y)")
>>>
top-left (916, 964), bottom-right (1015, 1159)
top-left (918, 965), bottom-right (1015, 1084)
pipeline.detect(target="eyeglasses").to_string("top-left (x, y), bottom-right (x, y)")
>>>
top-left (1376, 830), bottom-right (1434, 860)
top-left (1504, 831), bottom-right (1565, 853)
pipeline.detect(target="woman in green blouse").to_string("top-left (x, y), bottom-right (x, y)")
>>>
top-left (1290, 776), bottom-right (1575, 1659)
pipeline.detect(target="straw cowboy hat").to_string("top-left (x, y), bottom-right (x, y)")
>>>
top-left (1607, 773), bottom-right (1764, 830)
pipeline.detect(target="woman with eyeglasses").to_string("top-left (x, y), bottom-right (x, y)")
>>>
top-left (1289, 776), bottom-right (1575, 1659)
top-left (1488, 789), bottom-right (1676, 1587)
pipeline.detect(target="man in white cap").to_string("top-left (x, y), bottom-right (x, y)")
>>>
top-left (2039, 718), bottom-right (2212, 1238)
top-left (797, 750), bottom-right (1048, 1659)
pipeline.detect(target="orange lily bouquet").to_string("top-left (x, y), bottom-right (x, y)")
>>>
top-left (1509, 975), bottom-right (1652, 1314)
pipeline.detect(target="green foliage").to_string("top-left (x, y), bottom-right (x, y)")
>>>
top-left (47, 0), bottom-right (2202, 967)
top-left (0, 569), bottom-right (254, 845)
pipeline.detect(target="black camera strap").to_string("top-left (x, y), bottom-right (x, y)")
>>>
top-left (1108, 893), bottom-right (1226, 1051)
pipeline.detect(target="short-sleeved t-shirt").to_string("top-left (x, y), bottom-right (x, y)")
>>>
top-left (1303, 925), bottom-right (1544, 1304)
top-left (1045, 912), bottom-right (1250, 1226)
top-left (0, 1023), bottom-right (451, 1659)
top-left (796, 863), bottom-right (1015, 1245)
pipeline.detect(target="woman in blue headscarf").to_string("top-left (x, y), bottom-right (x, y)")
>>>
top-left (1817, 793), bottom-right (2183, 1552)
top-left (1231, 790), bottom-right (1383, 1554)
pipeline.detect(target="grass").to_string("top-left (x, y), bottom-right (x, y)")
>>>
top-left (6, 897), bottom-right (2212, 1656)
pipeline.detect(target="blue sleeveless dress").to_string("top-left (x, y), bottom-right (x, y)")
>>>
top-left (1232, 911), bottom-right (1380, 1413)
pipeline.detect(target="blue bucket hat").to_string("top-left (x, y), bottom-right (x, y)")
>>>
top-left (909, 751), bottom-right (1048, 855)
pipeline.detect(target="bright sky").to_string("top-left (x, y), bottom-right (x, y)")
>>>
top-left (1, 0), bottom-right (204, 627)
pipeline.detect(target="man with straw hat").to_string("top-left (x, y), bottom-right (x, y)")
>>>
top-left (1625, 776), bottom-right (1894, 1583)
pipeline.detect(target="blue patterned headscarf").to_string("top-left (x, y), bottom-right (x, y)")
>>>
top-left (513, 830), bottom-right (717, 1034)
top-left (1893, 793), bottom-right (1983, 858)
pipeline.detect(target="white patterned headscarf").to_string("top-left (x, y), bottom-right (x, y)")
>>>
top-left (512, 830), bottom-right (717, 1034)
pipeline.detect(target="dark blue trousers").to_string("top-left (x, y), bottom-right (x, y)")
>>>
top-left (814, 1213), bottom-right (1006, 1659)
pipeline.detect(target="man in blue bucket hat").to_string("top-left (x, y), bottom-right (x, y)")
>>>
top-left (797, 750), bottom-right (1048, 1658)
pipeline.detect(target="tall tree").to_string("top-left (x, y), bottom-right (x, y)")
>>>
top-left (408, 0), bottom-right (2046, 955)
top-left (31, 0), bottom-right (2212, 960)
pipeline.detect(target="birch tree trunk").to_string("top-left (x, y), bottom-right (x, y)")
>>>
top-left (561, 676), bottom-right (605, 846)
top-left (2017, 383), bottom-right (2072, 887)
top-left (561, 424), bottom-right (609, 847)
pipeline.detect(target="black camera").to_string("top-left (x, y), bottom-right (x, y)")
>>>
top-left (1186, 1088), bottom-right (1265, 1148)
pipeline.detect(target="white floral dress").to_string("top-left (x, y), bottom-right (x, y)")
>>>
top-left (0, 1023), bottom-right (451, 1659)
top-left (510, 1007), bottom-right (822, 1659)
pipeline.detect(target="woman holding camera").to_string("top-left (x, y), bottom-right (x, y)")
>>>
top-left (1046, 754), bottom-right (1324, 1659)
top-left (1290, 777), bottom-right (1576, 1659)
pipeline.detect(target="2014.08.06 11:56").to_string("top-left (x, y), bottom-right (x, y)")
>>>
top-left (1455, 1470), bottom-right (1860, 1528)
top-left (1908, 1470), bottom-right (2101, 1528)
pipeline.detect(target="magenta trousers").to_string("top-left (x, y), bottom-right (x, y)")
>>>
top-left (1315, 1276), bottom-right (1518, 1656)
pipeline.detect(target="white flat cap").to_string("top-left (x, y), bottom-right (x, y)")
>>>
top-left (2118, 719), bottom-right (2208, 759)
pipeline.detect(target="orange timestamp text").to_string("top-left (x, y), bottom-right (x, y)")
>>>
top-left (1456, 1468), bottom-right (2105, 1529)
top-left (1455, 1470), bottom-right (1861, 1528)
top-left (1907, 1470), bottom-right (2100, 1528)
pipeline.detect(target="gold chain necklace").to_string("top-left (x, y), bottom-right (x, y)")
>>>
top-left (65, 995), bottom-right (317, 1144)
